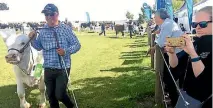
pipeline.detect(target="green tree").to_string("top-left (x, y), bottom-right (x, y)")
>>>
top-left (138, 7), bottom-right (147, 24)
top-left (138, 14), bottom-right (144, 24)
top-left (0, 3), bottom-right (9, 10)
top-left (152, 5), bottom-right (156, 14)
top-left (172, 0), bottom-right (201, 12)
top-left (172, 0), bottom-right (184, 11)
top-left (126, 11), bottom-right (134, 20)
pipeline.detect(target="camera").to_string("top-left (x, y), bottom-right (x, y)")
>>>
top-left (166, 37), bottom-right (185, 47)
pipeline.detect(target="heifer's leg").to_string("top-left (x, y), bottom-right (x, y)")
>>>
top-left (122, 31), bottom-right (124, 37)
top-left (115, 31), bottom-right (118, 37)
top-left (14, 68), bottom-right (30, 108)
top-left (38, 75), bottom-right (46, 108)
top-left (16, 78), bottom-right (30, 108)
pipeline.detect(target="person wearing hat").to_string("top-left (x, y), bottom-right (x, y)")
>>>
top-left (29, 3), bottom-right (81, 108)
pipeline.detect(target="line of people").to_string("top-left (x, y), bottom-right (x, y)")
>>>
top-left (23, 2), bottom-right (212, 108)
top-left (148, 6), bottom-right (212, 108)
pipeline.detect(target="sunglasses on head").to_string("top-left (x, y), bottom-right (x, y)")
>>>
top-left (191, 21), bottom-right (212, 28)
top-left (44, 13), bottom-right (55, 16)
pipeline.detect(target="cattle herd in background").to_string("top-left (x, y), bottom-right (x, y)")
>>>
top-left (0, 20), bottom-right (145, 37)
top-left (0, 22), bottom-right (46, 30)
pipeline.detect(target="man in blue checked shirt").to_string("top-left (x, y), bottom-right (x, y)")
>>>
top-left (29, 4), bottom-right (81, 108)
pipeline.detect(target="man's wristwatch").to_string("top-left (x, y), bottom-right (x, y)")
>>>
top-left (191, 56), bottom-right (201, 62)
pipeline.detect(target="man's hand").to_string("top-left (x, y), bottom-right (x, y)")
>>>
top-left (28, 31), bottom-right (36, 38)
top-left (153, 30), bottom-right (160, 34)
top-left (56, 48), bottom-right (65, 56)
top-left (165, 42), bottom-right (175, 54)
top-left (147, 46), bottom-right (156, 56)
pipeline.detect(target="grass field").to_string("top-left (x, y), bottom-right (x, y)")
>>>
top-left (0, 31), bottom-right (156, 108)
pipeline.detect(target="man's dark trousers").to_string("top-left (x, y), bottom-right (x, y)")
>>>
top-left (44, 68), bottom-right (74, 108)
top-left (99, 30), bottom-right (106, 36)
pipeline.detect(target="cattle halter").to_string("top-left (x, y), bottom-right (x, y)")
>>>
top-left (7, 33), bottom-right (36, 76)
top-left (8, 35), bottom-right (35, 54)
top-left (16, 48), bottom-right (35, 76)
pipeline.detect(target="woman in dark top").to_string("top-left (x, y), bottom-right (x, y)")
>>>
top-left (165, 6), bottom-right (212, 108)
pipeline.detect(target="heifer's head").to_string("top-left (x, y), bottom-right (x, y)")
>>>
top-left (0, 29), bottom-right (31, 65)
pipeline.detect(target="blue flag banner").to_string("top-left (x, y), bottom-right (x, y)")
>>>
top-left (165, 0), bottom-right (174, 19)
top-left (143, 3), bottom-right (152, 21)
top-left (156, 0), bottom-right (166, 10)
top-left (86, 12), bottom-right (90, 23)
top-left (185, 0), bottom-right (193, 30)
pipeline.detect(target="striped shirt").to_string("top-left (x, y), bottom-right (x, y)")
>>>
top-left (31, 23), bottom-right (81, 69)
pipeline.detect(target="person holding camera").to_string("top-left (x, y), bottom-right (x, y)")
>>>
top-left (165, 6), bottom-right (212, 108)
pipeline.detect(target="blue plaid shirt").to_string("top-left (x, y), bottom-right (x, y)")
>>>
top-left (31, 23), bottom-right (81, 69)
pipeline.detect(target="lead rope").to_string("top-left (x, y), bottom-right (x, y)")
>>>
top-left (52, 29), bottom-right (79, 108)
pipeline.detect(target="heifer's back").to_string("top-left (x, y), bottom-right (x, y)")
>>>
top-left (114, 24), bottom-right (125, 36)
top-left (114, 24), bottom-right (124, 32)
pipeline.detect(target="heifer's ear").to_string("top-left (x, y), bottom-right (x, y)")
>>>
top-left (0, 29), bottom-right (16, 42)
top-left (0, 31), bottom-right (10, 42)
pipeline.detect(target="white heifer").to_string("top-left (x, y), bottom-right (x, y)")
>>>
top-left (0, 29), bottom-right (46, 108)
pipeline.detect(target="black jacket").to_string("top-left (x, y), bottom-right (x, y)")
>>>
top-left (178, 35), bottom-right (212, 108)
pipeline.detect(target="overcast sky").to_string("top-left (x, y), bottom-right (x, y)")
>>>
top-left (0, 0), bottom-right (155, 22)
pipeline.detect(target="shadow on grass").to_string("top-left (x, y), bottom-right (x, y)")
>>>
top-left (72, 72), bottom-right (155, 108)
top-left (120, 38), bottom-right (149, 67)
top-left (120, 51), bottom-right (148, 60)
top-left (100, 66), bottom-right (151, 73)
top-left (0, 84), bottom-right (71, 108)
top-left (0, 85), bottom-right (18, 107)
top-left (70, 37), bottom-right (155, 108)
top-left (106, 36), bottom-right (127, 39)
top-left (106, 35), bottom-right (147, 40)
top-left (124, 44), bottom-right (147, 48)
top-left (122, 59), bottom-right (143, 65)
top-left (0, 84), bottom-right (43, 108)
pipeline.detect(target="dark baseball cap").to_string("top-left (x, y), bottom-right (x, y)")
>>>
top-left (41, 4), bottom-right (58, 13)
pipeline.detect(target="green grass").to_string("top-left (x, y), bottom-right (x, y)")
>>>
top-left (0, 31), bottom-right (156, 108)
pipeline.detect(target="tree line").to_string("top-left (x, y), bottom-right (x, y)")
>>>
top-left (125, 0), bottom-right (202, 24)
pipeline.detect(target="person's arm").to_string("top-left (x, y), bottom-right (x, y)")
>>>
top-left (153, 30), bottom-right (160, 34)
top-left (168, 53), bottom-right (179, 68)
top-left (190, 52), bottom-right (205, 77)
top-left (165, 44), bottom-right (179, 68)
top-left (155, 23), bottom-right (173, 48)
top-left (65, 27), bottom-right (81, 55)
top-left (181, 35), bottom-right (205, 77)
